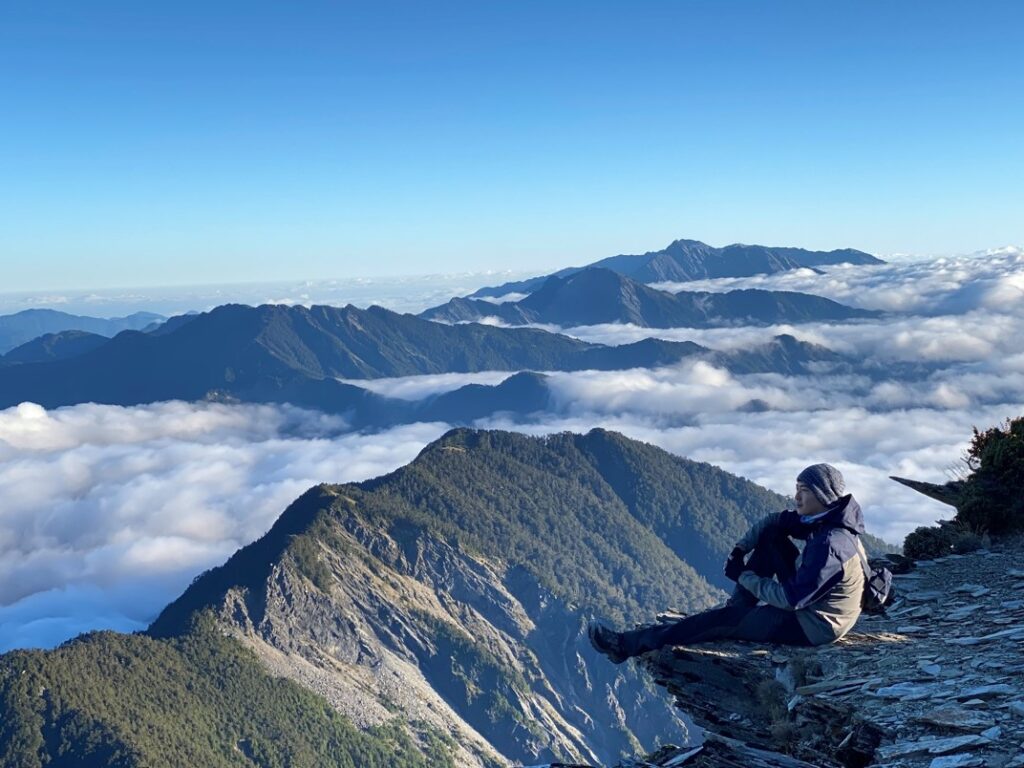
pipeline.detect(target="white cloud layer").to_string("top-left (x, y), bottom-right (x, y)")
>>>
top-left (650, 247), bottom-right (1024, 314)
top-left (458, 251), bottom-right (1024, 375)
top-left (2, 248), bottom-right (1023, 652)
top-left (338, 371), bottom-right (516, 400)
top-left (0, 401), bottom-right (448, 651)
top-left (558, 307), bottom-right (1023, 366)
top-left (5, 389), bottom-right (1018, 652)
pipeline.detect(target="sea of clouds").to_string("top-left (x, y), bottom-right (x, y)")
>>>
top-left (1, 249), bottom-right (1022, 651)
top-left (652, 247), bottom-right (1024, 314)
top-left (0, 402), bottom-right (449, 651)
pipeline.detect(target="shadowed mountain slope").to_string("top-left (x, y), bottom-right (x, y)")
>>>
top-left (469, 239), bottom-right (883, 299)
top-left (0, 309), bottom-right (164, 354)
top-left (0, 296), bottom-right (887, 431)
top-left (144, 428), bottom-right (804, 764)
top-left (0, 329), bottom-right (109, 365)
top-left (416, 371), bottom-right (553, 423)
top-left (424, 268), bottom-right (878, 328)
top-left (0, 303), bottom-right (708, 414)
top-left (710, 333), bottom-right (850, 375)
top-left (146, 428), bottom-right (890, 764)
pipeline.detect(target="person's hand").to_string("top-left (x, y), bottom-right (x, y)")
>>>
top-left (724, 546), bottom-right (747, 582)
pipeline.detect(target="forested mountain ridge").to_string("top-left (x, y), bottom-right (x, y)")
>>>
top-left (0, 428), bottom-right (893, 766)
top-left (0, 623), bottom-right (462, 768)
top-left (468, 239), bottom-right (883, 299)
top-left (0, 308), bottom-right (164, 354)
top-left (152, 428), bottom-right (784, 634)
top-left (0, 329), bottom-right (109, 365)
top-left (0, 303), bottom-right (709, 413)
top-left (0, 302), bottom-right (857, 423)
top-left (423, 267), bottom-right (878, 328)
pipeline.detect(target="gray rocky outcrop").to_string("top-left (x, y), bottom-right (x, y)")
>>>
top-left (523, 542), bottom-right (1024, 768)
top-left (210, 489), bottom-right (691, 767)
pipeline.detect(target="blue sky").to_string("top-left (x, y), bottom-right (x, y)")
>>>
top-left (2, 1), bottom-right (1022, 291)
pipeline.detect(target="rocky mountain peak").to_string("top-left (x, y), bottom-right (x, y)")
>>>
top-left (147, 427), bottom-right (784, 766)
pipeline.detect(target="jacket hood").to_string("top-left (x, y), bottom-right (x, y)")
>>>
top-left (818, 494), bottom-right (865, 535)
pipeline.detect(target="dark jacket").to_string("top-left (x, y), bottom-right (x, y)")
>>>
top-left (737, 495), bottom-right (867, 644)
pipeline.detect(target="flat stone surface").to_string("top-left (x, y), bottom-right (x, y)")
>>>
top-left (953, 584), bottom-right (986, 593)
top-left (914, 706), bottom-right (995, 732)
top-left (796, 677), bottom-right (874, 695)
top-left (947, 627), bottom-right (1024, 646)
top-left (957, 684), bottom-right (1016, 699)
top-left (907, 590), bottom-right (947, 602)
top-left (944, 605), bottom-right (984, 620)
top-left (874, 682), bottom-right (943, 700)
top-left (877, 734), bottom-right (987, 759)
top-left (929, 755), bottom-right (986, 767)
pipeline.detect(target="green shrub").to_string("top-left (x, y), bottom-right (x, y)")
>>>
top-left (905, 415), bottom-right (1024, 558)
top-left (951, 528), bottom-right (988, 554)
top-left (904, 522), bottom-right (957, 560)
top-left (956, 416), bottom-right (1024, 535)
top-left (904, 520), bottom-right (988, 560)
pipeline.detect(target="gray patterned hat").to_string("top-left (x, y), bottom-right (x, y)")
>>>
top-left (796, 463), bottom-right (846, 506)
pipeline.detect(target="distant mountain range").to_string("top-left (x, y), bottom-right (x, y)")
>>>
top-left (0, 329), bottom-right (110, 365)
top-left (0, 428), bottom-right (897, 766)
top-left (0, 240), bottom-right (884, 413)
top-left (422, 267), bottom-right (879, 327)
top-left (0, 301), bottom-right (860, 426)
top-left (0, 303), bottom-right (699, 417)
top-left (469, 238), bottom-right (883, 299)
top-left (0, 308), bottom-right (164, 354)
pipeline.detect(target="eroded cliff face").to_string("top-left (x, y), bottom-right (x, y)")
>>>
top-left (598, 543), bottom-right (1024, 768)
top-left (209, 488), bottom-right (691, 767)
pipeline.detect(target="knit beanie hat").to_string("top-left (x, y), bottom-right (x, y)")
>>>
top-left (796, 463), bottom-right (846, 506)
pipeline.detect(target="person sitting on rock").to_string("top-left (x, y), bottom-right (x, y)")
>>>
top-left (589, 463), bottom-right (868, 663)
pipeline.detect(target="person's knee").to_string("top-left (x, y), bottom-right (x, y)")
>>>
top-left (755, 519), bottom-right (785, 545)
top-left (747, 528), bottom-right (799, 579)
top-left (754, 524), bottom-right (798, 556)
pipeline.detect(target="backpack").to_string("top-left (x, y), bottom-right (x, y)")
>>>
top-left (855, 540), bottom-right (894, 614)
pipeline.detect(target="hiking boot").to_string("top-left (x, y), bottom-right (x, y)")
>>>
top-left (587, 621), bottom-right (629, 664)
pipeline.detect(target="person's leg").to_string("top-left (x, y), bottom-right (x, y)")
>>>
top-left (729, 606), bottom-right (811, 646)
top-left (591, 530), bottom-right (810, 662)
top-left (618, 606), bottom-right (746, 656)
top-left (617, 604), bottom-right (811, 658)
